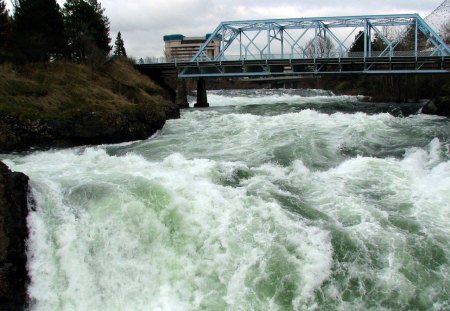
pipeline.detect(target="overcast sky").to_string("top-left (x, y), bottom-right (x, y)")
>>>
top-left (7, 0), bottom-right (446, 58)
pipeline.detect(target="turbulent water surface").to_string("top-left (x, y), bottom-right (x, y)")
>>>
top-left (3, 89), bottom-right (450, 311)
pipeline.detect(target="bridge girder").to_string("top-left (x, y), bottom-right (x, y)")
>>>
top-left (175, 56), bottom-right (450, 78)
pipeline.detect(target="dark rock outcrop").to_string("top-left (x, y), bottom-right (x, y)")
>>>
top-left (0, 58), bottom-right (181, 153)
top-left (0, 161), bottom-right (29, 311)
top-left (421, 97), bottom-right (450, 117)
top-left (0, 102), bottom-right (180, 153)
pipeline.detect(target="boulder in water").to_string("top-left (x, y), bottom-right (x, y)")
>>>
top-left (421, 96), bottom-right (450, 117)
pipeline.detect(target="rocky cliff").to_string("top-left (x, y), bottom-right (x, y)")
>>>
top-left (0, 162), bottom-right (29, 311)
top-left (421, 79), bottom-right (450, 117)
top-left (421, 96), bottom-right (450, 117)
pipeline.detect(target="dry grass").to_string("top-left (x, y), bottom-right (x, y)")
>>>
top-left (0, 58), bottom-right (170, 119)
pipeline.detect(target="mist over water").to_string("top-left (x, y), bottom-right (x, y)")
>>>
top-left (4, 89), bottom-right (450, 310)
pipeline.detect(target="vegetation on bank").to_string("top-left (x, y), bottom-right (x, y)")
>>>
top-left (332, 75), bottom-right (450, 102)
top-left (321, 74), bottom-right (450, 116)
top-left (0, 0), bottom-right (179, 152)
top-left (0, 58), bottom-right (178, 151)
top-left (0, 58), bottom-right (170, 118)
top-left (1, 0), bottom-right (115, 64)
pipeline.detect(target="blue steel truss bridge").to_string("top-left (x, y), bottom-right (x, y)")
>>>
top-left (140, 14), bottom-right (450, 78)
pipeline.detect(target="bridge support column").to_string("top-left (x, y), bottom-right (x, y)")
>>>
top-left (176, 79), bottom-right (189, 108)
top-left (194, 78), bottom-right (209, 108)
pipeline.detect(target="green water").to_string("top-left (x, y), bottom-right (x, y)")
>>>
top-left (3, 89), bottom-right (450, 310)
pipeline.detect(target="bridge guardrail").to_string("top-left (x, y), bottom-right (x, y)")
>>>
top-left (187, 51), bottom-right (438, 62)
top-left (138, 51), bottom-right (440, 65)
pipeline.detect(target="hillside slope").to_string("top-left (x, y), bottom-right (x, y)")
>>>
top-left (0, 58), bottom-right (179, 152)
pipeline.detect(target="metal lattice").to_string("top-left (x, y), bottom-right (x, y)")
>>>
top-left (191, 14), bottom-right (450, 62)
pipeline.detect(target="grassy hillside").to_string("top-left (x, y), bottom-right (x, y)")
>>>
top-left (0, 58), bottom-right (179, 152)
top-left (0, 58), bottom-right (173, 118)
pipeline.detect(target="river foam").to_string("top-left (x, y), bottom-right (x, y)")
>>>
top-left (3, 89), bottom-right (450, 310)
top-left (204, 89), bottom-right (360, 107)
top-left (8, 149), bottom-right (333, 310)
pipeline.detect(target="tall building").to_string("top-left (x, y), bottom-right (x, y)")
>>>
top-left (163, 34), bottom-right (220, 62)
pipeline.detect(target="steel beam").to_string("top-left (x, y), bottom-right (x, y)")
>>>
top-left (174, 56), bottom-right (450, 78)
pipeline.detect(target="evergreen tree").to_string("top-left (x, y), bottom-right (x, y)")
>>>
top-left (396, 26), bottom-right (428, 52)
top-left (349, 30), bottom-right (394, 55)
top-left (87, 0), bottom-right (111, 53)
top-left (349, 31), bottom-right (365, 53)
top-left (0, 0), bottom-right (10, 59)
top-left (113, 31), bottom-right (126, 57)
top-left (64, 0), bottom-right (111, 63)
top-left (372, 33), bottom-right (387, 52)
top-left (0, 0), bottom-right (5, 18)
top-left (13, 0), bottom-right (67, 62)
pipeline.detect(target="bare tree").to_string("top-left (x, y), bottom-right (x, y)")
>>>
top-left (305, 36), bottom-right (334, 58)
top-left (442, 20), bottom-right (450, 44)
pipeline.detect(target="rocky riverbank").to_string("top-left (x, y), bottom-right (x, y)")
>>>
top-left (0, 58), bottom-right (182, 309)
top-left (0, 58), bottom-right (180, 153)
top-left (0, 161), bottom-right (29, 311)
top-left (421, 86), bottom-right (450, 117)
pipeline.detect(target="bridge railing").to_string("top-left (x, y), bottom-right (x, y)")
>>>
top-left (196, 50), bottom-right (438, 62)
top-left (138, 51), bottom-right (441, 65)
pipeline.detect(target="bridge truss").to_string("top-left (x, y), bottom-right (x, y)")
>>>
top-left (179, 14), bottom-right (450, 77)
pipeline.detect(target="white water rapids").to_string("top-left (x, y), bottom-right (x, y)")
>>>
top-left (3, 89), bottom-right (450, 310)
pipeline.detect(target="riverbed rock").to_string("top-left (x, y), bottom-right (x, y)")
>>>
top-left (421, 97), bottom-right (450, 117)
top-left (0, 105), bottom-right (179, 152)
top-left (0, 161), bottom-right (29, 310)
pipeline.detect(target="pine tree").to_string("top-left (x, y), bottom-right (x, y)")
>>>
top-left (0, 0), bottom-right (5, 17)
top-left (13, 0), bottom-right (67, 62)
top-left (349, 31), bottom-right (365, 53)
top-left (86, 0), bottom-right (111, 55)
top-left (64, 0), bottom-right (111, 63)
top-left (372, 33), bottom-right (387, 52)
top-left (0, 0), bottom-right (10, 59)
top-left (113, 31), bottom-right (126, 57)
top-left (397, 26), bottom-right (428, 52)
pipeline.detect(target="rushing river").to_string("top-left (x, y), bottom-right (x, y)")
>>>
top-left (3, 89), bottom-right (450, 311)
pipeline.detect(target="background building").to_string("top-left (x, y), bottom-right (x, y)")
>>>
top-left (163, 34), bottom-right (220, 62)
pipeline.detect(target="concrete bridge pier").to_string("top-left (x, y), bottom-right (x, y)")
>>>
top-left (194, 78), bottom-right (209, 108)
top-left (176, 79), bottom-right (189, 108)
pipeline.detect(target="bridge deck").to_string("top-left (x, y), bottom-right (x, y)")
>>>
top-left (138, 56), bottom-right (450, 78)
